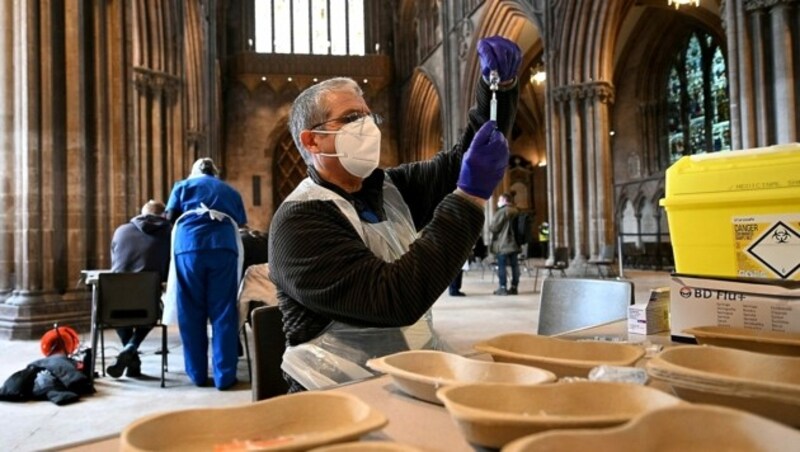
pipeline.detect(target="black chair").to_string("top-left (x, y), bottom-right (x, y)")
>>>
top-left (237, 263), bottom-right (277, 380)
top-left (533, 246), bottom-right (570, 292)
top-left (584, 244), bottom-right (618, 278)
top-left (519, 244), bottom-right (533, 277)
top-left (537, 278), bottom-right (634, 336)
top-left (94, 272), bottom-right (168, 387)
top-left (251, 305), bottom-right (289, 401)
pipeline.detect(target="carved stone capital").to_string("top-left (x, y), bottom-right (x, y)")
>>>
top-left (553, 80), bottom-right (615, 104)
top-left (744, 0), bottom-right (798, 11)
top-left (457, 18), bottom-right (473, 60)
top-left (186, 129), bottom-right (205, 148)
top-left (132, 67), bottom-right (182, 98)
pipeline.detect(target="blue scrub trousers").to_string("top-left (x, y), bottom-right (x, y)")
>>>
top-left (175, 249), bottom-right (239, 389)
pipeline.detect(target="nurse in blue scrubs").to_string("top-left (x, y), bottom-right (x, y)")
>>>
top-left (165, 158), bottom-right (247, 389)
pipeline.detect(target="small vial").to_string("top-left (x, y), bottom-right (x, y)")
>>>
top-left (489, 70), bottom-right (500, 121)
top-left (588, 365), bottom-right (648, 385)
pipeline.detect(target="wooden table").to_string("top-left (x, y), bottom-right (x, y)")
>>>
top-left (58, 321), bottom-right (676, 452)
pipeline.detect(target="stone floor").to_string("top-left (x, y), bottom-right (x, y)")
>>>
top-left (0, 262), bottom-right (672, 451)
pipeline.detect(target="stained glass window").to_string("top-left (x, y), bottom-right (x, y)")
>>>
top-left (665, 30), bottom-right (729, 167)
top-left (255, 0), bottom-right (365, 55)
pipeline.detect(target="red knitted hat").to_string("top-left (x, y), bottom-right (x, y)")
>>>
top-left (40, 325), bottom-right (80, 356)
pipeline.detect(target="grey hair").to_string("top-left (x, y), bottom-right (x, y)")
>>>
top-left (289, 77), bottom-right (363, 165)
top-left (141, 200), bottom-right (166, 216)
top-left (191, 157), bottom-right (219, 177)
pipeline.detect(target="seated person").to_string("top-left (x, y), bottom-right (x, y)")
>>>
top-left (107, 200), bottom-right (171, 378)
top-left (239, 226), bottom-right (269, 276)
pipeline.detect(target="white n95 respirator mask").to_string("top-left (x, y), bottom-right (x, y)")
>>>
top-left (315, 116), bottom-right (382, 178)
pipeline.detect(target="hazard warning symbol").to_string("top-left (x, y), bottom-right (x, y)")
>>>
top-left (734, 215), bottom-right (800, 280)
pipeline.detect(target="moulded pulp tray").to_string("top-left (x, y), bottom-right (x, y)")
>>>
top-left (436, 381), bottom-right (683, 449)
top-left (473, 333), bottom-right (645, 377)
top-left (121, 392), bottom-right (388, 451)
top-left (309, 441), bottom-right (423, 451)
top-left (646, 345), bottom-right (800, 426)
top-left (502, 404), bottom-right (800, 452)
top-left (366, 350), bottom-right (556, 404)
top-left (684, 325), bottom-right (800, 356)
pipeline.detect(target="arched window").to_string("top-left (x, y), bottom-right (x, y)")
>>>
top-left (254, 0), bottom-right (365, 55)
top-left (665, 31), bottom-right (730, 167)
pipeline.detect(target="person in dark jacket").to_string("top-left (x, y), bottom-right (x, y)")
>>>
top-left (490, 191), bottom-right (521, 295)
top-left (106, 200), bottom-right (171, 378)
top-left (239, 226), bottom-right (269, 276)
top-left (269, 35), bottom-right (521, 392)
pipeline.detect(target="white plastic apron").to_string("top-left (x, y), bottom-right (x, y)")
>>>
top-left (162, 203), bottom-right (244, 326)
top-left (281, 177), bottom-right (441, 389)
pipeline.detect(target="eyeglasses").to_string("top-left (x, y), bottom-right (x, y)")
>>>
top-left (310, 111), bottom-right (383, 130)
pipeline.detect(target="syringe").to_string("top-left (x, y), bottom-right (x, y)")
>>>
top-left (489, 70), bottom-right (500, 122)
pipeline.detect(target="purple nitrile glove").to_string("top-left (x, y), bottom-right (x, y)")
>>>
top-left (478, 36), bottom-right (522, 83)
top-left (457, 121), bottom-right (509, 199)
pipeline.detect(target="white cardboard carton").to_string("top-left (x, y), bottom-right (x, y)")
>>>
top-left (669, 274), bottom-right (800, 342)
top-left (628, 288), bottom-right (670, 335)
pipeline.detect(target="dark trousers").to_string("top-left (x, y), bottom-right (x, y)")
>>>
top-left (448, 270), bottom-right (463, 294)
top-left (497, 253), bottom-right (520, 289)
top-left (116, 327), bottom-right (153, 350)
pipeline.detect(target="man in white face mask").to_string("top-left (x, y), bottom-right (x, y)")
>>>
top-left (271, 36), bottom-right (522, 393)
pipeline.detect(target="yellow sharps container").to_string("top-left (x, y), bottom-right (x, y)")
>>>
top-left (660, 143), bottom-right (800, 280)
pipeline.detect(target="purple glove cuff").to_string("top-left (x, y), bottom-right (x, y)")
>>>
top-left (457, 121), bottom-right (509, 200)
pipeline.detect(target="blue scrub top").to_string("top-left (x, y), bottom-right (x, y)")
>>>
top-left (166, 175), bottom-right (248, 254)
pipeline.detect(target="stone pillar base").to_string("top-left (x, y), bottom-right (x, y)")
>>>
top-left (0, 291), bottom-right (91, 340)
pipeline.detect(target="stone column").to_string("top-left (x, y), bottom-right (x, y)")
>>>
top-left (0, 1), bottom-right (90, 339)
top-left (568, 90), bottom-right (585, 263)
top-left (11, 0), bottom-right (45, 303)
top-left (751, 10), bottom-right (770, 145)
top-left (771, 2), bottom-right (797, 143)
top-left (584, 89), bottom-right (598, 259)
top-left (556, 93), bottom-right (570, 252)
top-left (727, 0), bottom-right (800, 148)
top-left (0, 1), bottom-right (14, 295)
top-left (591, 82), bottom-right (614, 253)
top-left (550, 80), bottom-right (616, 265)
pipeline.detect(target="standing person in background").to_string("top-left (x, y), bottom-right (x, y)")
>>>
top-left (448, 262), bottom-right (468, 297)
top-left (107, 200), bottom-right (171, 378)
top-left (538, 221), bottom-right (550, 259)
top-left (165, 158), bottom-right (247, 390)
top-left (269, 35), bottom-right (521, 392)
top-left (490, 191), bottom-right (521, 295)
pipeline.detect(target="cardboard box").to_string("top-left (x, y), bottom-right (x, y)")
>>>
top-left (660, 144), bottom-right (800, 280)
top-left (628, 288), bottom-right (670, 335)
top-left (670, 274), bottom-right (800, 342)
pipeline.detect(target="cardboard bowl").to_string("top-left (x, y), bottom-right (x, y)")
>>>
top-left (684, 326), bottom-right (800, 356)
top-left (473, 333), bottom-right (645, 377)
top-left (121, 392), bottom-right (388, 451)
top-left (436, 381), bottom-right (683, 449)
top-left (310, 441), bottom-right (422, 451)
top-left (502, 404), bottom-right (800, 452)
top-left (646, 345), bottom-right (800, 426)
top-left (366, 350), bottom-right (556, 404)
